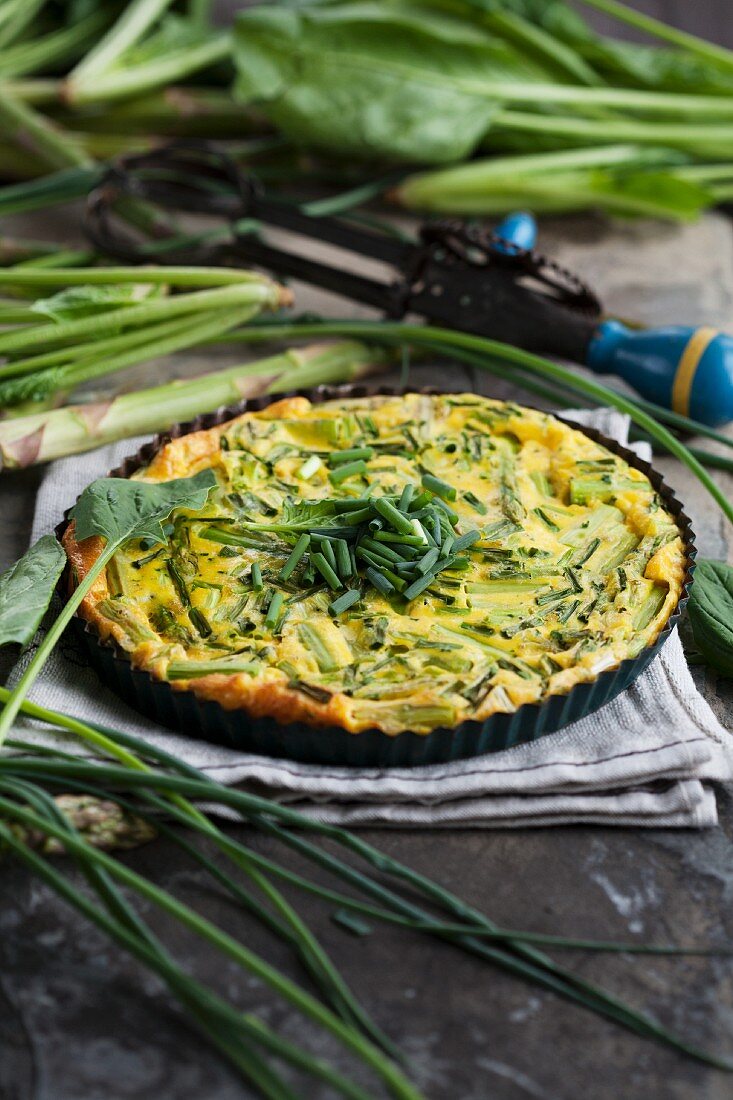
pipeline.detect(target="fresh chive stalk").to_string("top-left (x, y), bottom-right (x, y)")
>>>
top-left (279, 534), bottom-right (310, 582)
top-left (311, 553), bottom-right (342, 591)
top-left (328, 447), bottom-right (374, 466)
top-left (421, 473), bottom-right (456, 501)
top-left (264, 591), bottom-right (284, 631)
top-left (329, 460), bottom-right (368, 485)
top-left (3, 696), bottom-right (731, 1074)
top-left (328, 589), bottom-right (361, 617)
top-left (297, 454), bottom-right (322, 480)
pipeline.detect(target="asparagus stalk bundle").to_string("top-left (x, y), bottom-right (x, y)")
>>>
top-left (0, 340), bottom-right (388, 468)
top-left (0, 265), bottom-right (290, 411)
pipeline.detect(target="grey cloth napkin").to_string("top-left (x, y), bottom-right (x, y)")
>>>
top-left (11, 408), bottom-right (733, 828)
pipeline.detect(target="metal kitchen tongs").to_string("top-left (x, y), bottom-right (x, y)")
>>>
top-left (84, 141), bottom-right (602, 363)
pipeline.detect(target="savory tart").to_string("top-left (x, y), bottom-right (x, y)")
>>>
top-left (63, 393), bottom-right (686, 736)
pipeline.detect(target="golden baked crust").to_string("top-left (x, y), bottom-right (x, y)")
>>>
top-left (64, 393), bottom-right (686, 736)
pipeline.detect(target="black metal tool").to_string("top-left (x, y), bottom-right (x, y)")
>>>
top-left (85, 141), bottom-right (601, 363)
top-left (85, 141), bottom-right (733, 426)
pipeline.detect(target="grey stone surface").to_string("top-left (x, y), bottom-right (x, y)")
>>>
top-left (1, 209), bottom-right (733, 1100)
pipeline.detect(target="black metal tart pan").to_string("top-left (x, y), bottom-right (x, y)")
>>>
top-left (58, 384), bottom-right (697, 768)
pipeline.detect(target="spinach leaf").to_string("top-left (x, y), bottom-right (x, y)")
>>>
top-left (0, 535), bottom-right (66, 649)
top-left (687, 559), bottom-right (733, 678)
top-left (0, 469), bottom-right (217, 744)
top-left (233, 4), bottom-right (549, 164)
top-left (71, 469), bottom-right (217, 549)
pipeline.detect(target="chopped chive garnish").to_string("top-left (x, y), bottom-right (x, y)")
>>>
top-left (356, 546), bottom-right (397, 572)
top-left (452, 530), bottom-right (480, 553)
top-left (328, 447), bottom-right (374, 466)
top-left (410, 518), bottom-right (429, 545)
top-left (421, 473), bottom-right (457, 501)
top-left (416, 547), bottom-right (440, 575)
top-left (328, 460), bottom-right (368, 485)
top-left (296, 454), bottom-right (322, 480)
top-left (574, 537), bottom-right (601, 566)
top-left (408, 490), bottom-right (433, 511)
top-left (536, 586), bottom-right (575, 606)
top-left (381, 567), bottom-right (406, 592)
top-left (311, 552), bottom-right (342, 591)
top-left (445, 555), bottom-right (470, 570)
top-left (132, 548), bottom-right (164, 569)
top-left (328, 589), bottom-right (361, 616)
top-left (341, 506), bottom-right (375, 526)
top-left (335, 539), bottom-right (352, 579)
top-left (534, 507), bottom-right (560, 531)
top-left (279, 533), bottom-right (310, 582)
top-left (463, 490), bottom-right (487, 514)
top-left (482, 519), bottom-right (521, 540)
top-left (302, 561), bottom-right (315, 586)
top-left (365, 567), bottom-right (394, 595)
top-left (398, 484), bottom-right (414, 511)
top-left (373, 530), bottom-right (423, 547)
top-left (564, 567), bottom-right (583, 593)
top-left (332, 498), bottom-right (372, 512)
top-left (403, 573), bottom-right (435, 601)
top-left (440, 533), bottom-right (455, 559)
top-left (360, 536), bottom-right (403, 563)
top-left (250, 562), bottom-right (263, 590)
top-left (316, 536), bottom-right (338, 571)
top-left (165, 559), bottom-right (190, 607)
top-left (433, 497), bottom-right (459, 525)
top-left (428, 511), bottom-right (442, 546)
top-left (199, 527), bottom-right (270, 549)
top-left (373, 497), bottom-right (416, 536)
top-left (264, 590), bottom-right (284, 630)
top-left (188, 607), bottom-right (212, 638)
top-left (558, 599), bottom-right (580, 623)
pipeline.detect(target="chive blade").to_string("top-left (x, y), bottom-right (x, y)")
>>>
top-left (328, 460), bottom-right (368, 485)
top-left (328, 589), bottom-right (361, 617)
top-left (421, 473), bottom-right (457, 501)
top-left (279, 534), bottom-right (310, 582)
top-left (328, 447), bottom-right (374, 466)
top-left (311, 552), bottom-right (343, 591)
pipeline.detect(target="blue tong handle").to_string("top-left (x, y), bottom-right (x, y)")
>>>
top-left (493, 211), bottom-right (733, 427)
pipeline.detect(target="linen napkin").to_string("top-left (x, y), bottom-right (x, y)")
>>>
top-left (10, 407), bottom-right (733, 828)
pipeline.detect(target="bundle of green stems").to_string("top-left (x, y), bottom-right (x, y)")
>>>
top-left (2, 685), bottom-right (733, 1096)
top-left (3, 0), bottom-right (733, 222)
top-left (0, 263), bottom-right (289, 416)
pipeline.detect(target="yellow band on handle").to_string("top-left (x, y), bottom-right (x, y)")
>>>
top-left (671, 327), bottom-right (718, 416)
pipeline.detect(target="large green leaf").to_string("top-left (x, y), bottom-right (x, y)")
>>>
top-left (233, 2), bottom-right (550, 163)
top-left (70, 469), bottom-right (217, 550)
top-left (687, 559), bottom-right (733, 678)
top-left (0, 534), bottom-right (66, 649)
top-left (0, 470), bottom-right (218, 744)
